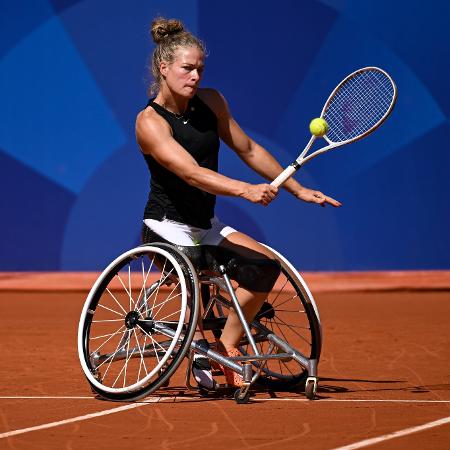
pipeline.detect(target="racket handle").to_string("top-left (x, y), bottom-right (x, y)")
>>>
top-left (271, 163), bottom-right (299, 188)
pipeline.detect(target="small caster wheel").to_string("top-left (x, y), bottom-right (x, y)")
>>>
top-left (234, 388), bottom-right (251, 404)
top-left (305, 376), bottom-right (318, 400)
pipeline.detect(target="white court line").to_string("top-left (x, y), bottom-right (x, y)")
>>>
top-left (1, 396), bottom-right (450, 404)
top-left (252, 398), bottom-right (450, 404)
top-left (1, 396), bottom-right (449, 440)
top-left (0, 398), bottom-right (161, 440)
top-left (331, 416), bottom-right (450, 450)
top-left (0, 396), bottom-right (94, 400)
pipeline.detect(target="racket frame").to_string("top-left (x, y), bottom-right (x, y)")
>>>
top-left (271, 66), bottom-right (397, 188)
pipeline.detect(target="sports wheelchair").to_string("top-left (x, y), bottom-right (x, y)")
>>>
top-left (78, 241), bottom-right (322, 404)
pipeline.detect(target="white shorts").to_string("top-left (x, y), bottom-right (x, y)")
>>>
top-left (143, 216), bottom-right (237, 246)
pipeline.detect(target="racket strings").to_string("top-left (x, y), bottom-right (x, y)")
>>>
top-left (324, 69), bottom-right (395, 143)
top-left (327, 73), bottom-right (390, 138)
top-left (325, 71), bottom-right (393, 141)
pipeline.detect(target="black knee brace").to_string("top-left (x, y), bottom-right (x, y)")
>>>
top-left (226, 256), bottom-right (281, 293)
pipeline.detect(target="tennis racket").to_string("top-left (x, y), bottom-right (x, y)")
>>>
top-left (271, 67), bottom-right (397, 188)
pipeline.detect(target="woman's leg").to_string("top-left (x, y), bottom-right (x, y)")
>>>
top-left (218, 232), bottom-right (277, 350)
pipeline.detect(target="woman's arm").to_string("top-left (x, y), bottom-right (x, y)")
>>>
top-left (135, 107), bottom-right (277, 206)
top-left (198, 88), bottom-right (341, 207)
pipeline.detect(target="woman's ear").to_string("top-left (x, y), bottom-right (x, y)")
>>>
top-left (160, 61), bottom-right (168, 78)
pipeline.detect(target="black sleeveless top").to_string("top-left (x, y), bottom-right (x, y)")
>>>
top-left (142, 95), bottom-right (220, 229)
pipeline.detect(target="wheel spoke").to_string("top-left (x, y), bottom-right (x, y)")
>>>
top-left (269, 320), bottom-right (310, 330)
top-left (136, 283), bottom-right (159, 316)
top-left (270, 277), bottom-right (289, 307)
top-left (280, 358), bottom-right (295, 376)
top-left (90, 330), bottom-right (124, 341)
top-left (90, 324), bottom-right (126, 355)
top-left (92, 318), bottom-right (124, 323)
top-left (97, 303), bottom-right (125, 317)
top-left (135, 255), bottom-right (156, 316)
top-left (274, 316), bottom-right (311, 346)
top-left (272, 318), bottom-right (291, 349)
top-left (151, 288), bottom-right (181, 318)
top-left (137, 324), bottom-right (160, 361)
top-left (105, 288), bottom-right (128, 315)
top-left (152, 320), bottom-right (179, 324)
top-left (116, 272), bottom-right (137, 313)
top-left (156, 309), bottom-right (182, 322)
top-left (123, 328), bottom-right (133, 388)
top-left (97, 329), bottom-right (130, 378)
top-left (150, 259), bottom-right (168, 312)
top-left (150, 335), bottom-right (167, 353)
top-left (134, 328), bottom-right (148, 382)
top-left (272, 294), bottom-right (299, 309)
top-left (149, 335), bottom-right (161, 365)
top-left (128, 263), bottom-right (132, 311)
top-left (110, 337), bottom-right (134, 388)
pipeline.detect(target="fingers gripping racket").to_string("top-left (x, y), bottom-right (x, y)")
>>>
top-left (271, 67), bottom-right (397, 188)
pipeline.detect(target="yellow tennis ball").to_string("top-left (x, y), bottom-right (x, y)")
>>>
top-left (309, 118), bottom-right (329, 137)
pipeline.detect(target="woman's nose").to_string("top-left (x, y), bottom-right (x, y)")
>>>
top-left (191, 69), bottom-right (200, 81)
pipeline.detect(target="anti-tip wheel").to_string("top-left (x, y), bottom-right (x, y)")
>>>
top-left (234, 388), bottom-right (251, 404)
top-left (305, 376), bottom-right (318, 400)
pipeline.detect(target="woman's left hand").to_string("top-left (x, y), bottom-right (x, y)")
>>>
top-left (296, 187), bottom-right (342, 208)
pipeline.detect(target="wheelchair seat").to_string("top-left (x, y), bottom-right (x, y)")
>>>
top-left (141, 224), bottom-right (281, 293)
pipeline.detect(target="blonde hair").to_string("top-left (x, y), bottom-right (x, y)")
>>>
top-left (149, 17), bottom-right (206, 95)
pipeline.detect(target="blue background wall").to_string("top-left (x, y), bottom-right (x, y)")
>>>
top-left (1, 0), bottom-right (449, 271)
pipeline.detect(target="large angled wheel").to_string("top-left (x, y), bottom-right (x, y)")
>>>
top-left (204, 245), bottom-right (321, 390)
top-left (244, 244), bottom-right (322, 389)
top-left (78, 244), bottom-right (199, 401)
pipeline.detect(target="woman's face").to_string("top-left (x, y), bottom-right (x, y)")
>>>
top-left (161, 46), bottom-right (204, 98)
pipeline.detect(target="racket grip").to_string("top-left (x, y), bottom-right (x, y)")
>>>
top-left (271, 163), bottom-right (299, 188)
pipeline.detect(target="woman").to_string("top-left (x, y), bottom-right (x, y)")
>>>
top-left (136, 17), bottom-right (341, 389)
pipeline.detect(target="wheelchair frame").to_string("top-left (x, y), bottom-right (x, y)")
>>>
top-left (78, 242), bottom-right (322, 403)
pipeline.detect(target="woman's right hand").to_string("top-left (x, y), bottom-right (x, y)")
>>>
top-left (241, 184), bottom-right (278, 206)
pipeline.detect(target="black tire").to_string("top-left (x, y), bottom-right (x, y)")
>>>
top-left (234, 389), bottom-right (251, 404)
top-left (305, 377), bottom-right (318, 400)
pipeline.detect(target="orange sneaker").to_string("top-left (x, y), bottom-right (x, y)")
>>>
top-left (219, 347), bottom-right (243, 388)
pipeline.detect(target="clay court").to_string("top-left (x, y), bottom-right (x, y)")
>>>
top-left (2, 1), bottom-right (450, 448)
top-left (1, 272), bottom-right (449, 449)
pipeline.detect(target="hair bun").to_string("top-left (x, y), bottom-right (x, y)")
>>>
top-left (151, 17), bottom-right (184, 44)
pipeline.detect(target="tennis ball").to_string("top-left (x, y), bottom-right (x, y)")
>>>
top-left (309, 118), bottom-right (329, 137)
